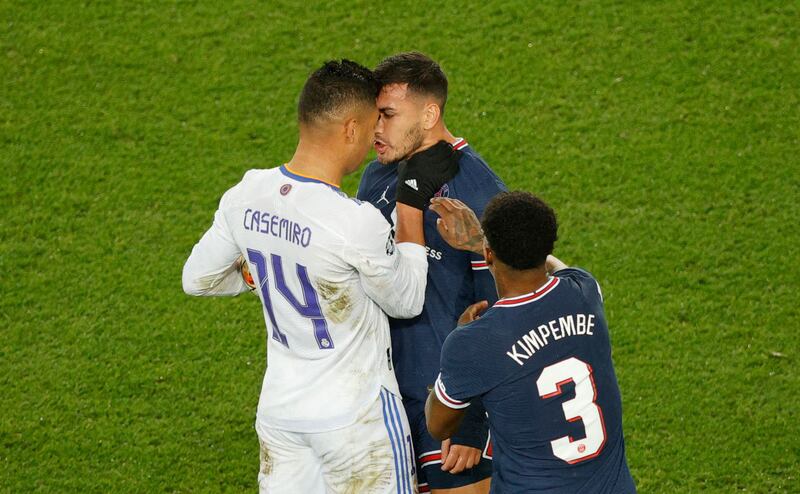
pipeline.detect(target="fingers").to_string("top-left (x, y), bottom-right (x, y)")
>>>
top-left (440, 450), bottom-right (458, 472)
top-left (441, 445), bottom-right (482, 473)
top-left (440, 444), bottom-right (458, 472)
top-left (429, 197), bottom-right (459, 212)
top-left (471, 448), bottom-right (481, 468)
top-left (429, 202), bottom-right (454, 228)
top-left (435, 219), bottom-right (452, 246)
top-left (449, 198), bottom-right (469, 210)
top-left (470, 300), bottom-right (489, 317)
top-left (430, 197), bottom-right (474, 220)
top-left (459, 300), bottom-right (489, 325)
top-left (462, 449), bottom-right (477, 471)
top-left (449, 454), bottom-right (470, 474)
top-left (430, 197), bottom-right (468, 209)
top-left (429, 202), bottom-right (445, 217)
top-left (429, 200), bottom-right (457, 232)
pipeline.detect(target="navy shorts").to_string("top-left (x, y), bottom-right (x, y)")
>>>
top-left (404, 398), bottom-right (492, 492)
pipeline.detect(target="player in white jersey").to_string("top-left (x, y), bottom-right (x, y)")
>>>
top-left (183, 60), bottom-right (457, 493)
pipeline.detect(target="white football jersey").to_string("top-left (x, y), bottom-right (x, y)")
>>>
top-left (183, 165), bottom-right (428, 433)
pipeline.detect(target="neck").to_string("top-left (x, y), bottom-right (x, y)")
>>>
top-left (415, 122), bottom-right (456, 154)
top-left (494, 264), bottom-right (550, 299)
top-left (287, 136), bottom-right (345, 187)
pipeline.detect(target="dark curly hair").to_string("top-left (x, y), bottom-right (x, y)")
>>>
top-left (374, 52), bottom-right (448, 114)
top-left (298, 59), bottom-right (378, 125)
top-left (482, 191), bottom-right (558, 270)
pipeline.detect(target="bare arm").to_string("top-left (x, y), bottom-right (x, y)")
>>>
top-left (425, 390), bottom-right (467, 441)
top-left (394, 203), bottom-right (425, 246)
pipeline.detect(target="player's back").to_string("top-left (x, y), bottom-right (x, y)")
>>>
top-left (439, 269), bottom-right (636, 493)
top-left (220, 166), bottom-right (410, 433)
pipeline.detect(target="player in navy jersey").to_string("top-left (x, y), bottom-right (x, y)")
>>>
top-left (425, 192), bottom-right (636, 493)
top-left (358, 52), bottom-right (506, 493)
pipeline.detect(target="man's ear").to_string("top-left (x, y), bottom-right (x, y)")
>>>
top-left (421, 102), bottom-right (441, 131)
top-left (344, 118), bottom-right (358, 143)
top-left (484, 244), bottom-right (494, 266)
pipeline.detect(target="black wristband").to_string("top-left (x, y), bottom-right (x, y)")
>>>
top-left (396, 141), bottom-right (461, 210)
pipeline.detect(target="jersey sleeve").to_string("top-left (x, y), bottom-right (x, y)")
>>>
top-left (341, 203), bottom-right (428, 319)
top-left (554, 267), bottom-right (604, 304)
top-left (182, 184), bottom-right (249, 297)
top-left (470, 253), bottom-right (499, 305)
top-left (435, 325), bottom-right (496, 408)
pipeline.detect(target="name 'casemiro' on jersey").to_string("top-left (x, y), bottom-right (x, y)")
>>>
top-left (182, 59), bottom-right (457, 494)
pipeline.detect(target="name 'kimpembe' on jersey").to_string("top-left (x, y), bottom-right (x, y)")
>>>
top-left (436, 268), bottom-right (636, 493)
top-left (183, 165), bottom-right (428, 433)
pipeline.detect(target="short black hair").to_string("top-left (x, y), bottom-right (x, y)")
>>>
top-left (482, 191), bottom-right (558, 270)
top-left (297, 59), bottom-right (378, 125)
top-left (374, 52), bottom-right (448, 113)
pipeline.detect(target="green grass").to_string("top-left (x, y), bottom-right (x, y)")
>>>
top-left (2, 1), bottom-right (798, 492)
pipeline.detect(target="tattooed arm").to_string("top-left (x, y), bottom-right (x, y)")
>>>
top-left (429, 197), bottom-right (486, 255)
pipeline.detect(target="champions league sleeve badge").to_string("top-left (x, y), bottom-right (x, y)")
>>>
top-left (385, 229), bottom-right (396, 256)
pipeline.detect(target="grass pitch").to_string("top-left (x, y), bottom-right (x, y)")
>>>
top-left (1, 1), bottom-right (798, 492)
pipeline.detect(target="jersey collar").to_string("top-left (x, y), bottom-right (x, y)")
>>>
top-left (452, 137), bottom-right (469, 150)
top-left (279, 164), bottom-right (341, 191)
top-left (494, 277), bottom-right (560, 307)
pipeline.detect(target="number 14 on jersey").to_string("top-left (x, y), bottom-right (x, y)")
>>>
top-left (246, 248), bottom-right (333, 350)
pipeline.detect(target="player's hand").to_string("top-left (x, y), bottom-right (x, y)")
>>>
top-left (458, 300), bottom-right (489, 325)
top-left (429, 197), bottom-right (485, 255)
top-left (237, 255), bottom-right (257, 290)
top-left (396, 141), bottom-right (460, 210)
top-left (440, 439), bottom-right (482, 474)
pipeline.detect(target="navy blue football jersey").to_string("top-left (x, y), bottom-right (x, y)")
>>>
top-left (357, 139), bottom-right (507, 403)
top-left (435, 269), bottom-right (636, 493)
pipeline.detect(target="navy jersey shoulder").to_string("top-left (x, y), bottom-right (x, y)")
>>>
top-left (357, 160), bottom-right (398, 223)
top-left (358, 142), bottom-right (504, 224)
top-left (357, 140), bottom-right (508, 403)
top-left (439, 271), bottom-right (636, 494)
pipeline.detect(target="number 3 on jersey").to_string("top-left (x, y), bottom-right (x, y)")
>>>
top-left (246, 248), bottom-right (333, 350)
top-left (536, 357), bottom-right (606, 464)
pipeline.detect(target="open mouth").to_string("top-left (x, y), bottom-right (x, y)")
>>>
top-left (374, 140), bottom-right (388, 154)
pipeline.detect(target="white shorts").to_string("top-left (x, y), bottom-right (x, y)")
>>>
top-left (256, 388), bottom-right (417, 494)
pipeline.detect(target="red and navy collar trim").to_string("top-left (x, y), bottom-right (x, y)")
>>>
top-left (452, 137), bottom-right (469, 150)
top-left (279, 164), bottom-right (341, 191)
top-left (494, 277), bottom-right (560, 307)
